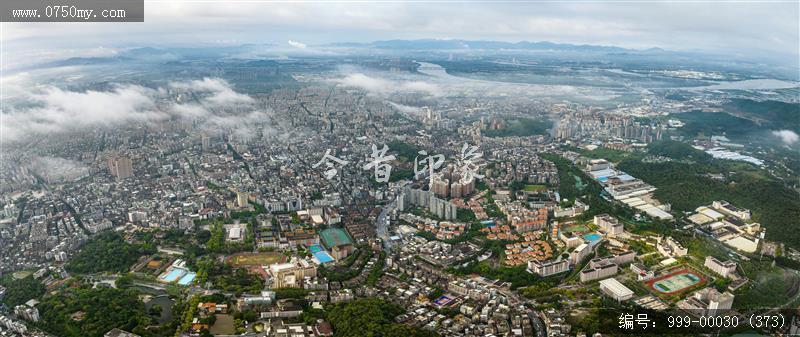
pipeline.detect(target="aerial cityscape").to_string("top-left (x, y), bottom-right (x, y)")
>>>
top-left (0, 2), bottom-right (799, 337)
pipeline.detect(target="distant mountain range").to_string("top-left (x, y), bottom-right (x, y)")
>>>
top-left (322, 39), bottom-right (797, 79)
top-left (327, 39), bottom-right (660, 53)
top-left (22, 39), bottom-right (797, 81)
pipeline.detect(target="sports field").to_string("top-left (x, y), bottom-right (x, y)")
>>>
top-left (562, 223), bottom-right (589, 233)
top-left (12, 270), bottom-right (32, 280)
top-left (228, 252), bottom-right (285, 266)
top-left (320, 228), bottom-right (353, 248)
top-left (523, 184), bottom-right (547, 192)
top-left (646, 268), bottom-right (705, 296)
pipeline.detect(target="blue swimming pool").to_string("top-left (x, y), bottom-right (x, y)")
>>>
top-left (161, 268), bottom-right (185, 282)
top-left (583, 233), bottom-right (602, 243)
top-left (313, 251), bottom-right (335, 263)
top-left (177, 272), bottom-right (196, 285)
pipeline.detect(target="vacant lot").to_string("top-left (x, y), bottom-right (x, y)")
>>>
top-left (210, 314), bottom-right (235, 335)
top-left (228, 252), bottom-right (285, 266)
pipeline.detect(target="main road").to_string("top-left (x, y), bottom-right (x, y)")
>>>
top-left (375, 181), bottom-right (409, 251)
top-left (376, 199), bottom-right (396, 251)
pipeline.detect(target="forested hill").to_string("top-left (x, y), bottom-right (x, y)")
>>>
top-left (723, 98), bottom-right (800, 133)
top-left (617, 157), bottom-right (800, 249)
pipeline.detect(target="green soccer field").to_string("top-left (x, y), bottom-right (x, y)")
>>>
top-left (321, 228), bottom-right (353, 248)
top-left (523, 184), bottom-right (547, 192)
top-left (562, 224), bottom-right (589, 233)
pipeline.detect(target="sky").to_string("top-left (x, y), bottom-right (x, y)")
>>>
top-left (1, 1), bottom-right (798, 69)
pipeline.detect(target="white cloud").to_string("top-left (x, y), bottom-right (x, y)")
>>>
top-left (1, 84), bottom-right (162, 142)
top-left (202, 109), bottom-right (275, 143)
top-left (165, 79), bottom-right (271, 141)
top-left (29, 156), bottom-right (90, 182)
top-left (336, 73), bottom-right (391, 93)
top-left (169, 77), bottom-right (254, 106)
top-left (169, 103), bottom-right (210, 119)
top-left (772, 130), bottom-right (799, 145)
top-left (79, 46), bottom-right (121, 57)
top-left (287, 40), bottom-right (307, 49)
top-left (1, 77), bottom-right (267, 143)
top-left (334, 73), bottom-right (441, 96)
top-left (388, 102), bottom-right (423, 115)
top-left (401, 81), bottom-right (440, 94)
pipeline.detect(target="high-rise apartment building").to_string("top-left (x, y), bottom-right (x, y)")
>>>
top-left (107, 155), bottom-right (133, 180)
